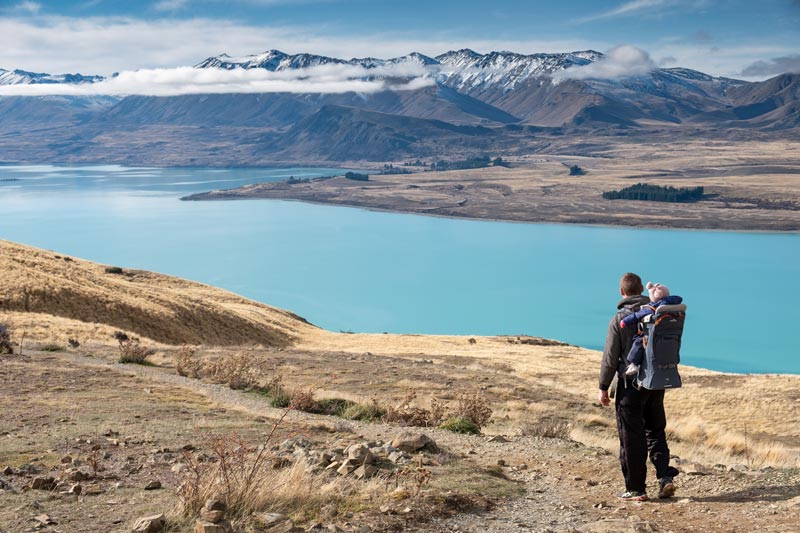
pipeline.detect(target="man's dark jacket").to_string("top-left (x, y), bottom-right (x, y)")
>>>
top-left (599, 294), bottom-right (650, 391)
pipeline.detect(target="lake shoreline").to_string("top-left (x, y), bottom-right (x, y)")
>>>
top-left (183, 185), bottom-right (800, 233)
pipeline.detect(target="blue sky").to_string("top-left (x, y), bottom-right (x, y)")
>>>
top-left (1, 0), bottom-right (798, 78)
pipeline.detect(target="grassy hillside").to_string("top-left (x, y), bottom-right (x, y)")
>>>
top-left (0, 239), bottom-right (315, 346)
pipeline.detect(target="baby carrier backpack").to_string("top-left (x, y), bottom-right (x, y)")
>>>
top-left (637, 304), bottom-right (686, 390)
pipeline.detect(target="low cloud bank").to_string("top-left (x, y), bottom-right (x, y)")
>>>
top-left (0, 63), bottom-right (435, 97)
top-left (741, 54), bottom-right (800, 78)
top-left (553, 45), bottom-right (656, 81)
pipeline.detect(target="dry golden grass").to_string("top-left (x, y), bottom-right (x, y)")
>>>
top-left (0, 239), bottom-right (316, 346)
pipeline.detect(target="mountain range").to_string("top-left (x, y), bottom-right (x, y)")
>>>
top-left (0, 49), bottom-right (797, 164)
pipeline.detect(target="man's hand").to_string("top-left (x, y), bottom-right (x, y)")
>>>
top-left (598, 389), bottom-right (611, 407)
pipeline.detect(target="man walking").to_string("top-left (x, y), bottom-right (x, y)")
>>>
top-left (598, 272), bottom-right (679, 501)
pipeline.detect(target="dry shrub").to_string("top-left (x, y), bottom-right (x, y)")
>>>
top-left (384, 390), bottom-right (493, 430)
top-left (289, 388), bottom-right (320, 413)
top-left (384, 390), bottom-right (445, 427)
top-left (114, 331), bottom-right (154, 364)
top-left (203, 352), bottom-right (260, 390)
top-left (175, 345), bottom-right (202, 378)
top-left (0, 323), bottom-right (13, 354)
top-left (452, 391), bottom-right (492, 428)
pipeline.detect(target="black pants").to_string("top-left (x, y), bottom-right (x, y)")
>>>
top-left (615, 383), bottom-right (679, 492)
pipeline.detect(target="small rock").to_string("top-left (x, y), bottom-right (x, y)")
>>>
top-left (31, 477), bottom-right (55, 490)
top-left (727, 463), bottom-right (749, 472)
top-left (353, 464), bottom-right (378, 479)
top-left (497, 459), bottom-right (506, 467)
top-left (144, 480), bottom-right (162, 490)
top-left (60, 455), bottom-right (73, 464)
top-left (346, 444), bottom-right (375, 465)
top-left (257, 513), bottom-right (303, 532)
top-left (391, 432), bottom-right (437, 453)
top-left (69, 483), bottom-right (82, 495)
top-left (337, 459), bottom-right (356, 476)
top-left (131, 513), bottom-right (166, 533)
top-left (388, 451), bottom-right (410, 464)
top-left (171, 463), bottom-right (188, 474)
top-left (33, 514), bottom-right (56, 526)
top-left (682, 462), bottom-right (709, 476)
top-left (2, 466), bottom-right (15, 476)
top-left (194, 519), bottom-right (231, 533)
top-left (200, 509), bottom-right (225, 523)
top-left (486, 435), bottom-right (509, 443)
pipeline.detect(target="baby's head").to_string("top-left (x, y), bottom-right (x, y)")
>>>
top-left (646, 281), bottom-right (670, 302)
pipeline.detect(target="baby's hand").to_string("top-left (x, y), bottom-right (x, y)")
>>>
top-left (620, 321), bottom-right (626, 329)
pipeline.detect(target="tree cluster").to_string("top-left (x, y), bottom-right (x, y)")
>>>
top-left (344, 172), bottom-right (370, 181)
top-left (602, 183), bottom-right (705, 203)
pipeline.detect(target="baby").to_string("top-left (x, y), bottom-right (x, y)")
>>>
top-left (620, 282), bottom-right (683, 376)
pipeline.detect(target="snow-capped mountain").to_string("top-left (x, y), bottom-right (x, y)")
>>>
top-left (434, 49), bottom-right (603, 92)
top-left (193, 49), bottom-right (605, 92)
top-left (0, 68), bottom-right (104, 85)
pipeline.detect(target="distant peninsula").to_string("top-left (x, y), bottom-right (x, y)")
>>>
top-left (182, 140), bottom-right (800, 232)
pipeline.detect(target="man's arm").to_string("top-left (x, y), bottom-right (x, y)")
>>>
top-left (599, 314), bottom-right (621, 391)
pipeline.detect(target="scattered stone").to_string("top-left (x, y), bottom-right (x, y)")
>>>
top-left (353, 464), bottom-right (378, 479)
top-left (194, 519), bottom-right (231, 533)
top-left (144, 480), bottom-right (162, 490)
top-left (171, 463), bottom-right (188, 474)
top-left (60, 455), bottom-right (73, 464)
top-left (31, 477), bottom-right (55, 490)
top-left (346, 444), bottom-right (375, 465)
top-left (682, 463), bottom-right (709, 476)
top-left (33, 514), bottom-right (56, 526)
top-left (2, 466), bottom-right (15, 476)
top-left (69, 483), bottom-right (82, 495)
top-left (131, 513), bottom-right (166, 533)
top-left (486, 435), bottom-right (509, 443)
top-left (200, 499), bottom-right (227, 523)
top-left (65, 469), bottom-right (90, 482)
top-left (257, 512), bottom-right (303, 532)
top-left (391, 432), bottom-right (437, 453)
top-left (388, 451), bottom-right (410, 464)
top-left (727, 463), bottom-right (749, 472)
top-left (497, 459), bottom-right (506, 467)
top-left (336, 460), bottom-right (356, 476)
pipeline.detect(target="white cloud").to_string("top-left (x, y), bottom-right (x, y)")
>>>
top-left (577, 0), bottom-right (673, 23)
top-left (9, 1), bottom-right (42, 14)
top-left (153, 0), bottom-right (188, 11)
top-left (553, 45), bottom-right (656, 81)
top-left (740, 54), bottom-right (800, 77)
top-left (0, 63), bottom-right (436, 97)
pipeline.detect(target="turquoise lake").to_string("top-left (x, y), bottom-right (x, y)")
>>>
top-left (1, 164), bottom-right (798, 374)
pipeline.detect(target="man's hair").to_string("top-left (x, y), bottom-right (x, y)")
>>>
top-left (620, 272), bottom-right (644, 296)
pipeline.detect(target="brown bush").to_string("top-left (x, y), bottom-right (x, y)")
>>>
top-left (452, 391), bottom-right (492, 428)
top-left (114, 331), bottom-right (154, 364)
top-left (175, 345), bottom-right (201, 378)
top-left (383, 390), bottom-right (445, 427)
top-left (0, 324), bottom-right (13, 354)
top-left (289, 388), bottom-right (320, 413)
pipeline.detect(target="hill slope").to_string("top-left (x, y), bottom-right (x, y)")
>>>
top-left (0, 240), bottom-right (314, 346)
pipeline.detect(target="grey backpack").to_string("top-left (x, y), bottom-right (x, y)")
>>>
top-left (636, 304), bottom-right (686, 390)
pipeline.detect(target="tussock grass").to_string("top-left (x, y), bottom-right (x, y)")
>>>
top-left (0, 239), bottom-right (314, 346)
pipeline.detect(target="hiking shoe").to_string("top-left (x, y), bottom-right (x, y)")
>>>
top-left (658, 478), bottom-right (676, 499)
top-left (618, 491), bottom-right (649, 502)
